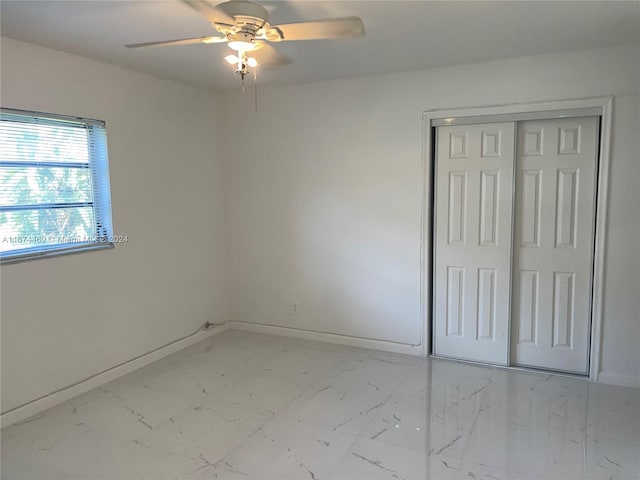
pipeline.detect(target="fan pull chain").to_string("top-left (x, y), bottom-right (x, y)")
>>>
top-left (254, 68), bottom-right (258, 113)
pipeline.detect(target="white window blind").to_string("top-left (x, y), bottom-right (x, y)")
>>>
top-left (0, 108), bottom-right (114, 263)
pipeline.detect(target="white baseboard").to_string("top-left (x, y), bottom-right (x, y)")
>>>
top-left (1, 324), bottom-right (228, 429)
top-left (229, 321), bottom-right (424, 356)
top-left (597, 372), bottom-right (640, 389)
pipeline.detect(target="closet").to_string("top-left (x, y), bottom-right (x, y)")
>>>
top-left (433, 116), bottom-right (599, 375)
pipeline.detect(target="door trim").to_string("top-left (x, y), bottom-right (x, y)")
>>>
top-left (421, 96), bottom-right (613, 383)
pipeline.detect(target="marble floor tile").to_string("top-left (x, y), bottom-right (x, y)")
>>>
top-left (119, 354), bottom-right (241, 401)
top-left (325, 437), bottom-right (458, 480)
top-left (1, 416), bottom-right (119, 479)
top-left (585, 436), bottom-right (640, 480)
top-left (2, 330), bottom-right (639, 480)
top-left (257, 343), bottom-right (347, 387)
top-left (199, 419), bottom-right (357, 479)
top-left (586, 383), bottom-right (640, 445)
top-left (464, 420), bottom-right (587, 478)
top-left (455, 460), bottom-right (521, 480)
top-left (74, 439), bottom-right (203, 480)
top-left (272, 379), bottom-right (390, 437)
top-left (131, 398), bottom-right (273, 464)
top-left (47, 383), bottom-right (194, 444)
top-left (360, 394), bottom-right (430, 452)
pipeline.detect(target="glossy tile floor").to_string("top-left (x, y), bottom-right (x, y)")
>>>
top-left (2, 330), bottom-right (639, 480)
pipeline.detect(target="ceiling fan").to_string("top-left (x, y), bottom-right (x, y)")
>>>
top-left (126, 0), bottom-right (365, 81)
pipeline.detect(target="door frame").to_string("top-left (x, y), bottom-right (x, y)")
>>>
top-left (421, 96), bottom-right (613, 382)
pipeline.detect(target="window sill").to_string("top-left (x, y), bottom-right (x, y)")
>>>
top-left (0, 242), bottom-right (115, 265)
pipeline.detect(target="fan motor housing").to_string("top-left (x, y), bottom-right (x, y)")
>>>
top-left (217, 1), bottom-right (270, 24)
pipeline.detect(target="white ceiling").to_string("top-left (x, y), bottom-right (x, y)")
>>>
top-left (1, 1), bottom-right (639, 92)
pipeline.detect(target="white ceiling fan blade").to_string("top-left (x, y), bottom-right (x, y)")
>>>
top-left (182, 0), bottom-right (235, 25)
top-left (252, 41), bottom-right (291, 69)
top-left (269, 17), bottom-right (364, 42)
top-left (125, 36), bottom-right (226, 49)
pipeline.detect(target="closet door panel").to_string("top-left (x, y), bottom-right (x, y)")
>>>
top-left (511, 117), bottom-right (598, 374)
top-left (433, 123), bottom-right (515, 365)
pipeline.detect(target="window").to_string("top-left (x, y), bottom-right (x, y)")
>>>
top-left (0, 108), bottom-right (114, 263)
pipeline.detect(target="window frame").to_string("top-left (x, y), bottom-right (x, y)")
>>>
top-left (0, 107), bottom-right (114, 264)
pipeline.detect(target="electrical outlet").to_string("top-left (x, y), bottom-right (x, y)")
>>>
top-left (291, 304), bottom-right (298, 315)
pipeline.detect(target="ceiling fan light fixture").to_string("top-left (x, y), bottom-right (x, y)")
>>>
top-left (228, 40), bottom-right (255, 51)
top-left (224, 54), bottom-right (239, 64)
top-left (247, 57), bottom-right (258, 67)
top-left (227, 32), bottom-right (256, 52)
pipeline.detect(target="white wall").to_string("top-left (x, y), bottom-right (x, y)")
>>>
top-left (0, 37), bottom-right (228, 412)
top-left (222, 44), bottom-right (640, 386)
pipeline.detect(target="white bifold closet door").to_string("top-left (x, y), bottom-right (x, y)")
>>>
top-left (433, 116), bottom-right (598, 375)
top-left (433, 123), bottom-right (516, 365)
top-left (511, 117), bottom-right (598, 374)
